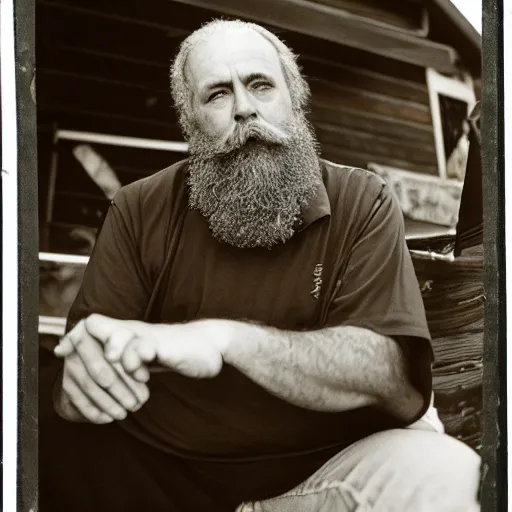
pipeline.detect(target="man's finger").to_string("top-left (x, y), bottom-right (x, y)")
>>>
top-left (133, 367), bottom-right (150, 383)
top-left (113, 363), bottom-right (150, 404)
top-left (67, 365), bottom-right (129, 421)
top-left (84, 313), bottom-right (134, 345)
top-left (104, 328), bottom-right (138, 363)
top-left (54, 335), bottom-right (75, 358)
top-left (129, 341), bottom-right (156, 382)
top-left (70, 322), bottom-right (117, 389)
top-left (107, 363), bottom-right (148, 411)
top-left (121, 338), bottom-right (146, 373)
top-left (62, 376), bottom-right (116, 424)
top-left (66, 324), bottom-right (143, 410)
top-left (66, 351), bottom-right (148, 413)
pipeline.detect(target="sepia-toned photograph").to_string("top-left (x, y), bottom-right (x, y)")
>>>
top-left (1, 0), bottom-right (506, 511)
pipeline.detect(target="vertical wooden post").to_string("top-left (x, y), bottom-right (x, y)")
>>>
top-left (503, 0), bottom-right (512, 508)
top-left (480, 0), bottom-right (506, 510)
top-left (1, 0), bottom-right (38, 510)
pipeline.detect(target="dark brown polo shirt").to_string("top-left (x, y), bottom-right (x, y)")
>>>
top-left (67, 158), bottom-right (433, 462)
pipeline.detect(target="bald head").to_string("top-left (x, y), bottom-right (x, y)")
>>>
top-left (170, 19), bottom-right (311, 138)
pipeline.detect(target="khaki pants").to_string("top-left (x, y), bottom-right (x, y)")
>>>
top-left (237, 428), bottom-right (481, 512)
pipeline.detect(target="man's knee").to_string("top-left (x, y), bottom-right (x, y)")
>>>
top-left (392, 429), bottom-right (480, 479)
top-left (305, 430), bottom-right (480, 511)
top-left (365, 429), bottom-right (481, 511)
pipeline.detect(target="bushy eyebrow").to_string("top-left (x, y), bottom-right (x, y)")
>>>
top-left (242, 72), bottom-right (274, 85)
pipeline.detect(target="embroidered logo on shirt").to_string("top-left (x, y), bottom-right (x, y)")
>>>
top-left (310, 263), bottom-right (323, 300)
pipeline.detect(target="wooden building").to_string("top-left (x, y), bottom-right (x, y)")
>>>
top-left (36, 0), bottom-right (481, 251)
top-left (37, 0), bottom-right (483, 449)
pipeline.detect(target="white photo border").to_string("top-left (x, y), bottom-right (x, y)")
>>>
top-left (1, 0), bottom-right (19, 510)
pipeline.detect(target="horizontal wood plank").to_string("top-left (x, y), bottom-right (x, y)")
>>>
top-left (321, 146), bottom-right (438, 175)
top-left (308, 0), bottom-right (427, 34)
top-left (302, 57), bottom-right (430, 104)
top-left (36, 74), bottom-right (177, 126)
top-left (432, 367), bottom-right (482, 395)
top-left (37, 0), bottom-right (431, 83)
top-left (37, 4), bottom-right (182, 67)
top-left (173, 0), bottom-right (458, 72)
top-left (37, 0), bottom-right (194, 35)
top-left (309, 104), bottom-right (435, 144)
top-left (37, 45), bottom-right (431, 107)
top-left (315, 124), bottom-right (437, 166)
top-left (38, 109), bottom-right (181, 142)
top-left (287, 32), bottom-right (428, 83)
top-left (310, 81), bottom-right (432, 125)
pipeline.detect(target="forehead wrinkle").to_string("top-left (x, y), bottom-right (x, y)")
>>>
top-left (187, 28), bottom-right (283, 90)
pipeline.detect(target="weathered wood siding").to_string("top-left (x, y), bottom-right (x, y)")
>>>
top-left (36, 0), bottom-right (445, 251)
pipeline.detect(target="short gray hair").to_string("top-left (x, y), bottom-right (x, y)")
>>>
top-left (170, 19), bottom-right (311, 137)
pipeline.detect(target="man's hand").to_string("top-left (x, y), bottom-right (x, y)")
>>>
top-left (54, 320), bottom-right (150, 424)
top-left (81, 314), bottom-right (234, 380)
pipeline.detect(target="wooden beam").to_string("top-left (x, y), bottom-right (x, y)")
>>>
top-left (38, 0), bottom-right (191, 36)
top-left (39, 251), bottom-right (89, 264)
top-left (57, 129), bottom-right (188, 153)
top-left (427, 0), bottom-right (481, 77)
top-left (431, 0), bottom-right (481, 51)
top-left (307, 0), bottom-right (428, 36)
top-left (39, 315), bottom-right (67, 336)
top-left (173, 0), bottom-right (458, 73)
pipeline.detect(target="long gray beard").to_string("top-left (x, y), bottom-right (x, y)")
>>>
top-left (187, 115), bottom-right (322, 249)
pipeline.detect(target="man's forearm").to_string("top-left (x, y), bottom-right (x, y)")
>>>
top-left (222, 322), bottom-right (423, 421)
top-left (61, 315), bottom-right (424, 423)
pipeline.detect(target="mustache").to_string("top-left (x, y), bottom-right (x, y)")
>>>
top-left (212, 119), bottom-right (290, 155)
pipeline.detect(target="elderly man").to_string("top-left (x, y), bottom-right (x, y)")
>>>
top-left (40, 19), bottom-right (480, 512)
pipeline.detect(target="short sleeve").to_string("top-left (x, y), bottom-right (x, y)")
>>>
top-left (326, 183), bottom-right (434, 415)
top-left (66, 187), bottom-right (151, 333)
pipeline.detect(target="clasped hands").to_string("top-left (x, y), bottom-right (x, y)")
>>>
top-left (54, 314), bottom-right (233, 424)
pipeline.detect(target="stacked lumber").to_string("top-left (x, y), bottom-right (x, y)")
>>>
top-left (411, 247), bottom-right (484, 451)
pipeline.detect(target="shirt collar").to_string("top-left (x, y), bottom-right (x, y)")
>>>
top-left (299, 164), bottom-right (331, 231)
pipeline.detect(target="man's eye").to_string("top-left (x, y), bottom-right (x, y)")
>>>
top-left (252, 82), bottom-right (272, 91)
top-left (208, 91), bottom-right (227, 102)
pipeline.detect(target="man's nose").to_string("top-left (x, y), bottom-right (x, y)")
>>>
top-left (233, 88), bottom-right (257, 122)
